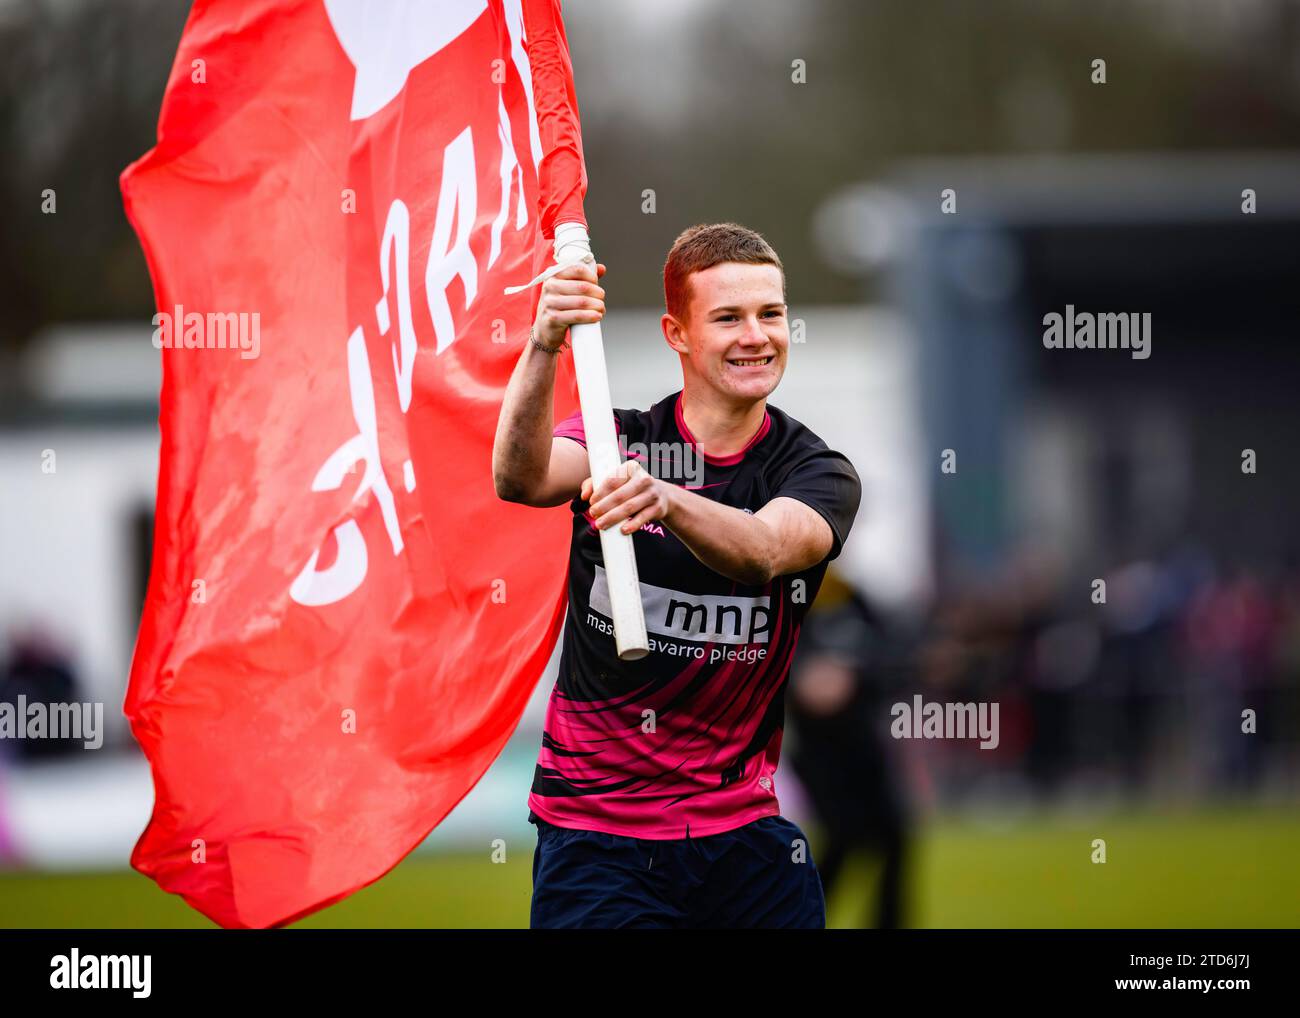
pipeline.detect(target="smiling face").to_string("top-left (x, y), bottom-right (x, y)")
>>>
top-left (662, 261), bottom-right (789, 405)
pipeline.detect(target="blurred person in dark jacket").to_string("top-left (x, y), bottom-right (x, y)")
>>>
top-left (786, 567), bottom-right (912, 928)
top-left (1, 625), bottom-right (84, 762)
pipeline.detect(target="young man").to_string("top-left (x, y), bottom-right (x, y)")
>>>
top-left (492, 222), bottom-right (862, 929)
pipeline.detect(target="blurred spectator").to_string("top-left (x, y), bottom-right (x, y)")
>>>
top-left (787, 568), bottom-right (913, 929)
top-left (1, 625), bottom-right (84, 762)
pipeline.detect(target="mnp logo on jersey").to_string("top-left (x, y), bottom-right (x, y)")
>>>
top-left (122, 0), bottom-right (588, 928)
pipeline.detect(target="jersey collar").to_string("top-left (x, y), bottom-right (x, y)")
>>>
top-left (673, 391), bottom-right (772, 467)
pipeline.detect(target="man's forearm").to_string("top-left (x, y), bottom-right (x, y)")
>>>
top-left (492, 341), bottom-right (559, 500)
top-left (660, 485), bottom-right (774, 586)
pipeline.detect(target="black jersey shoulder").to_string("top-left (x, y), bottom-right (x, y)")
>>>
top-left (751, 401), bottom-right (843, 483)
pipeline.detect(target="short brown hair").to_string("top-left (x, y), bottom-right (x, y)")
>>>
top-left (663, 222), bottom-right (784, 323)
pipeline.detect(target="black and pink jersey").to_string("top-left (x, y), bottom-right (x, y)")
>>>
top-left (529, 389), bottom-right (862, 838)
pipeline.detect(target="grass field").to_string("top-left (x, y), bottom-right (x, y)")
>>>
top-left (2, 806), bottom-right (1297, 928)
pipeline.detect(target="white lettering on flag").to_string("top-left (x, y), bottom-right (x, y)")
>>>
top-left (425, 127), bottom-right (479, 355)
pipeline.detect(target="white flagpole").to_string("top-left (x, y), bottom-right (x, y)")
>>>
top-left (549, 223), bottom-right (649, 661)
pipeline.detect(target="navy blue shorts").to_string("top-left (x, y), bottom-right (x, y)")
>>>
top-left (528, 811), bottom-right (826, 929)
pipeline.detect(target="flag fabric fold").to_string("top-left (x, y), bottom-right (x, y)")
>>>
top-left (123, 0), bottom-right (583, 928)
top-left (519, 0), bottom-right (588, 238)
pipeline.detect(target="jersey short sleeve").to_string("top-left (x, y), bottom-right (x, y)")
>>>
top-left (771, 449), bottom-right (862, 561)
top-left (553, 408), bottom-right (621, 449)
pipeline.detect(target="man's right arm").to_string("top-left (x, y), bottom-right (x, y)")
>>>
top-left (492, 343), bottom-right (591, 507)
top-left (491, 260), bottom-right (606, 507)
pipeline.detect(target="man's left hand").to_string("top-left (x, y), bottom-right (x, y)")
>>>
top-left (584, 461), bottom-right (674, 535)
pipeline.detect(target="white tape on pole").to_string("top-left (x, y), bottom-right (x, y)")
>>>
top-left (547, 223), bottom-right (649, 661)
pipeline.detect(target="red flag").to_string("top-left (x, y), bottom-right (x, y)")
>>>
top-left (123, 0), bottom-right (580, 928)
